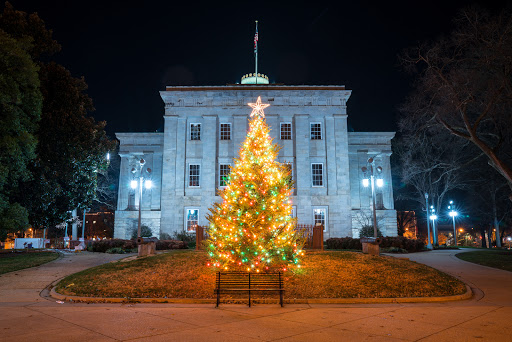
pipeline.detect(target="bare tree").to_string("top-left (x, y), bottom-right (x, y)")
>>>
top-left (396, 211), bottom-right (417, 237)
top-left (401, 7), bottom-right (512, 201)
top-left (395, 131), bottom-right (469, 214)
top-left (469, 162), bottom-right (511, 247)
top-left (393, 127), bottom-right (474, 245)
top-left (93, 151), bottom-right (120, 211)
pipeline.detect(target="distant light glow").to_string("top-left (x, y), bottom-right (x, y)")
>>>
top-left (362, 179), bottom-right (369, 187)
top-left (130, 180), bottom-right (138, 189)
top-left (107, 152), bottom-right (110, 160)
top-left (145, 180), bottom-right (153, 189)
top-left (376, 178), bottom-right (384, 187)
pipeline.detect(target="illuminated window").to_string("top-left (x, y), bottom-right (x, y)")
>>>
top-left (185, 208), bottom-right (199, 232)
top-left (189, 164), bottom-right (200, 187)
top-left (313, 207), bottom-right (328, 231)
top-left (190, 123), bottom-right (201, 141)
top-left (219, 164), bottom-right (230, 187)
top-left (310, 123), bottom-right (322, 140)
top-left (311, 163), bottom-right (323, 187)
top-left (280, 122), bottom-right (292, 140)
top-left (220, 123), bottom-right (231, 140)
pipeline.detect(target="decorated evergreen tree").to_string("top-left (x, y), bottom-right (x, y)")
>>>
top-left (206, 97), bottom-right (304, 272)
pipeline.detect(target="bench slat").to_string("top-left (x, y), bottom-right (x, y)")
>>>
top-left (215, 271), bottom-right (284, 307)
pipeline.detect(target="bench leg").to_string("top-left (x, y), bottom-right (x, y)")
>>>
top-left (280, 290), bottom-right (283, 307)
top-left (248, 290), bottom-right (251, 307)
top-left (216, 290), bottom-right (220, 308)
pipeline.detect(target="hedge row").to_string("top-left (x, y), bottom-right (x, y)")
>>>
top-left (379, 236), bottom-right (425, 252)
top-left (156, 240), bottom-right (187, 250)
top-left (325, 236), bottom-right (425, 253)
top-left (87, 239), bottom-right (187, 253)
top-left (324, 237), bottom-right (362, 250)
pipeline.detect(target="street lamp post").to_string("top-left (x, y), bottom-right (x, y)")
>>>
top-left (82, 208), bottom-right (90, 241)
top-left (425, 193), bottom-right (433, 250)
top-left (430, 206), bottom-right (438, 246)
top-left (361, 157), bottom-right (384, 238)
top-left (130, 158), bottom-right (152, 239)
top-left (448, 200), bottom-right (458, 246)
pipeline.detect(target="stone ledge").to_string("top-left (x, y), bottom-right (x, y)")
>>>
top-left (50, 285), bottom-right (472, 305)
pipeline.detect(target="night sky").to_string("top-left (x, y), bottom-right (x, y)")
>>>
top-left (6, 0), bottom-right (510, 137)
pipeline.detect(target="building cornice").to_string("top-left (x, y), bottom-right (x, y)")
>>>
top-left (160, 87), bottom-right (352, 111)
top-left (164, 85), bottom-right (346, 91)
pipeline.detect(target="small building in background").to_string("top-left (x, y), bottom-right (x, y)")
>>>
top-left (84, 211), bottom-right (114, 239)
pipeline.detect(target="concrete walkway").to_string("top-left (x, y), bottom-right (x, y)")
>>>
top-left (0, 249), bottom-right (511, 341)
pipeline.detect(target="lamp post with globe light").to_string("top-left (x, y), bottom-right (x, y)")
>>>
top-left (448, 200), bottom-right (458, 246)
top-left (130, 158), bottom-right (152, 239)
top-left (361, 157), bottom-right (384, 238)
top-left (429, 207), bottom-right (438, 246)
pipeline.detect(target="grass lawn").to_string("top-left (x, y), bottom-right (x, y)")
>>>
top-left (56, 250), bottom-right (466, 299)
top-left (0, 251), bottom-right (59, 275)
top-left (456, 250), bottom-right (512, 272)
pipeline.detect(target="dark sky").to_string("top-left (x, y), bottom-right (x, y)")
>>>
top-left (6, 0), bottom-right (510, 137)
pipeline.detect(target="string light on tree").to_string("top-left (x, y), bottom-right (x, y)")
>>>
top-left (206, 97), bottom-right (305, 272)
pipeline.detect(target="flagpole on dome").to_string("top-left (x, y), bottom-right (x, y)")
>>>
top-left (254, 20), bottom-right (258, 84)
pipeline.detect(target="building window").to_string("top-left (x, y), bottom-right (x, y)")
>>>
top-left (291, 206), bottom-right (297, 218)
top-left (127, 192), bottom-right (135, 210)
top-left (219, 164), bottom-right (230, 187)
top-left (220, 123), bottom-right (231, 140)
top-left (311, 163), bottom-right (323, 187)
top-left (185, 208), bottom-right (199, 232)
top-left (313, 207), bottom-right (328, 231)
top-left (376, 192), bottom-right (384, 210)
top-left (189, 164), bottom-right (200, 187)
top-left (190, 123), bottom-right (201, 141)
top-left (310, 123), bottom-right (322, 140)
top-left (280, 122), bottom-right (292, 140)
top-left (283, 163), bottom-right (293, 185)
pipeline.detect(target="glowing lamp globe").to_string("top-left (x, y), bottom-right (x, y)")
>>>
top-left (144, 180), bottom-right (153, 189)
top-left (130, 180), bottom-right (138, 189)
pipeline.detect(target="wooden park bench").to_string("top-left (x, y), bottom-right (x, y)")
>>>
top-left (215, 271), bottom-right (284, 307)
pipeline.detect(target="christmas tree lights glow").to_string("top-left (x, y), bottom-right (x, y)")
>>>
top-left (206, 96), bottom-right (305, 272)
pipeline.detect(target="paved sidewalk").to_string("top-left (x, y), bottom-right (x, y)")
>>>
top-left (1, 249), bottom-right (511, 341)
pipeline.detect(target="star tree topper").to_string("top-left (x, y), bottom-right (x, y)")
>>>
top-left (248, 96), bottom-right (270, 118)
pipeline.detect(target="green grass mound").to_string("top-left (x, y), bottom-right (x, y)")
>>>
top-left (0, 251), bottom-right (59, 275)
top-left (456, 250), bottom-right (512, 272)
top-left (56, 250), bottom-right (466, 300)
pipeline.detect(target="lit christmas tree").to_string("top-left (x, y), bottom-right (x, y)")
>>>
top-left (206, 96), bottom-right (305, 272)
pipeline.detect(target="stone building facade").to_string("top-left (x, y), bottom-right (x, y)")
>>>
top-left (114, 84), bottom-right (397, 239)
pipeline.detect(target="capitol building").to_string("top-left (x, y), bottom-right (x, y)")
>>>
top-left (113, 73), bottom-right (397, 239)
